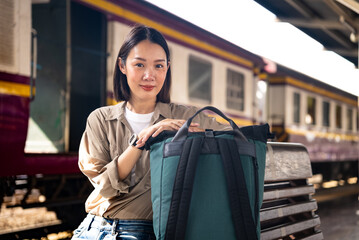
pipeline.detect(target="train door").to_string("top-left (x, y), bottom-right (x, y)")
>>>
top-left (69, 1), bottom-right (107, 151)
top-left (26, 0), bottom-right (106, 153)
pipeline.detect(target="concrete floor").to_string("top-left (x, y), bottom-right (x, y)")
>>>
top-left (317, 195), bottom-right (359, 240)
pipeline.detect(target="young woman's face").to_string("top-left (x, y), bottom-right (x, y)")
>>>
top-left (119, 40), bottom-right (169, 103)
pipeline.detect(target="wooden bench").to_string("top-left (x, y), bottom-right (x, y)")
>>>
top-left (260, 142), bottom-right (323, 240)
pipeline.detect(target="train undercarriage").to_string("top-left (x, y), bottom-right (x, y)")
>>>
top-left (0, 171), bottom-right (92, 238)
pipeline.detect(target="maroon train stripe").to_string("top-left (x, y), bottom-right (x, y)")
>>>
top-left (0, 94), bottom-right (30, 177)
top-left (23, 154), bottom-right (80, 175)
top-left (0, 71), bottom-right (31, 85)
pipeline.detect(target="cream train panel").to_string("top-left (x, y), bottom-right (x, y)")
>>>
top-left (169, 40), bottom-right (256, 122)
top-left (0, 0), bottom-right (31, 76)
top-left (268, 85), bottom-right (285, 126)
top-left (167, 41), bottom-right (189, 105)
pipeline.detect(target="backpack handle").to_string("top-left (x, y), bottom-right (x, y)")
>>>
top-left (172, 106), bottom-right (248, 142)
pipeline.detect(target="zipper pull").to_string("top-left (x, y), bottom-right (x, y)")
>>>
top-left (253, 157), bottom-right (258, 169)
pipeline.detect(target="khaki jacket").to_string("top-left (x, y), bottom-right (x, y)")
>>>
top-left (79, 101), bottom-right (230, 220)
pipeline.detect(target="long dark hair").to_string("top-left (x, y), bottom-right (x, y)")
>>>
top-left (113, 24), bottom-right (171, 103)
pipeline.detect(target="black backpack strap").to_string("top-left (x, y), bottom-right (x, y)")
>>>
top-left (217, 138), bottom-right (258, 240)
top-left (172, 106), bottom-right (248, 143)
top-left (165, 136), bottom-right (204, 240)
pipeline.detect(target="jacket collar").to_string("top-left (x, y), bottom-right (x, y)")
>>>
top-left (104, 102), bottom-right (125, 121)
top-left (152, 102), bottom-right (172, 122)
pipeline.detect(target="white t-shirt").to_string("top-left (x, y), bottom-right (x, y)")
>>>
top-left (125, 107), bottom-right (154, 185)
top-left (125, 106), bottom-right (154, 135)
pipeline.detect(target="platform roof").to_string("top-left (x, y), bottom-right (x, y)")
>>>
top-left (254, 0), bottom-right (359, 68)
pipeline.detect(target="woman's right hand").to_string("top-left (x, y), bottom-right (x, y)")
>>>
top-left (135, 119), bottom-right (202, 148)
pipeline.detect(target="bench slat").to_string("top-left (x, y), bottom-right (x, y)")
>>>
top-left (260, 201), bottom-right (318, 221)
top-left (263, 185), bottom-right (315, 201)
top-left (260, 217), bottom-right (321, 240)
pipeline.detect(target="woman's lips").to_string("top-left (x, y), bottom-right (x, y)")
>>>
top-left (141, 85), bottom-right (155, 91)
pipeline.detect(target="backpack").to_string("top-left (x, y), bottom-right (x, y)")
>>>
top-left (145, 106), bottom-right (273, 240)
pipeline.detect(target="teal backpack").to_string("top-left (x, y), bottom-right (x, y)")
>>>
top-left (145, 106), bottom-right (273, 240)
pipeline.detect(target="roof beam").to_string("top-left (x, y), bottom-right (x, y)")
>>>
top-left (324, 0), bottom-right (358, 31)
top-left (336, 0), bottom-right (359, 14)
top-left (281, 0), bottom-right (354, 48)
top-left (277, 17), bottom-right (348, 29)
top-left (284, 0), bottom-right (316, 18)
top-left (325, 47), bottom-right (358, 57)
top-left (322, 28), bottom-right (354, 47)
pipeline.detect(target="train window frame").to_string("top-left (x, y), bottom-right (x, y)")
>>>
top-left (335, 104), bottom-right (342, 129)
top-left (306, 96), bottom-right (316, 126)
top-left (347, 108), bottom-right (353, 131)
top-left (293, 92), bottom-right (301, 124)
top-left (322, 101), bottom-right (330, 128)
top-left (226, 68), bottom-right (245, 112)
top-left (188, 55), bottom-right (212, 104)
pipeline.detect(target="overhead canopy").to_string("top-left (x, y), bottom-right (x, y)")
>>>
top-left (254, 0), bottom-right (359, 68)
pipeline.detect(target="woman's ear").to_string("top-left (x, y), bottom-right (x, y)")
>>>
top-left (118, 57), bottom-right (126, 74)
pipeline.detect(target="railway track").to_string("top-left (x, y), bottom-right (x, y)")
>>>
top-left (0, 204), bottom-right (69, 240)
top-left (0, 224), bottom-right (72, 240)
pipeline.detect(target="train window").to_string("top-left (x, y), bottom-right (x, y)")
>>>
top-left (322, 101), bottom-right (330, 127)
top-left (226, 69), bottom-right (244, 111)
top-left (293, 92), bottom-right (300, 123)
top-left (347, 108), bottom-right (353, 131)
top-left (335, 105), bottom-right (342, 129)
top-left (188, 55), bottom-right (212, 103)
top-left (306, 96), bottom-right (316, 125)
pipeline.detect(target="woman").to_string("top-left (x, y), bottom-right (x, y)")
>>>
top-left (72, 24), bottom-right (229, 239)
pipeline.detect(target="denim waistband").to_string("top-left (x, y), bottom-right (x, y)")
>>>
top-left (87, 214), bottom-right (154, 235)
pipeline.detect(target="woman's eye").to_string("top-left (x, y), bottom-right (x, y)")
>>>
top-left (135, 63), bottom-right (144, 67)
top-left (156, 64), bottom-right (164, 68)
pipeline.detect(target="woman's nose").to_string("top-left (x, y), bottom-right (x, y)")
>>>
top-left (143, 67), bottom-right (155, 81)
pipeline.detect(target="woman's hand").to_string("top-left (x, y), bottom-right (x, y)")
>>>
top-left (135, 119), bottom-right (202, 148)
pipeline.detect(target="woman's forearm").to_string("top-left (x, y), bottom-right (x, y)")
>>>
top-left (117, 145), bottom-right (143, 180)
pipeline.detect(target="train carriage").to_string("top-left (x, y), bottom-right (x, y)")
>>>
top-left (0, 0), bottom-right (358, 233)
top-left (267, 65), bottom-right (359, 182)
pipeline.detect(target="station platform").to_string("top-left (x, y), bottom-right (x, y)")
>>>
top-left (316, 194), bottom-right (359, 240)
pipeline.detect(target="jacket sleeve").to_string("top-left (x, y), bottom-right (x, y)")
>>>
top-left (78, 111), bottom-right (130, 199)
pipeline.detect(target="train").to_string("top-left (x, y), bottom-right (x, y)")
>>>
top-left (1, 0), bottom-right (358, 231)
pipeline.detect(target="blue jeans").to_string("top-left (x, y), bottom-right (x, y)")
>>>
top-left (71, 214), bottom-right (156, 240)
